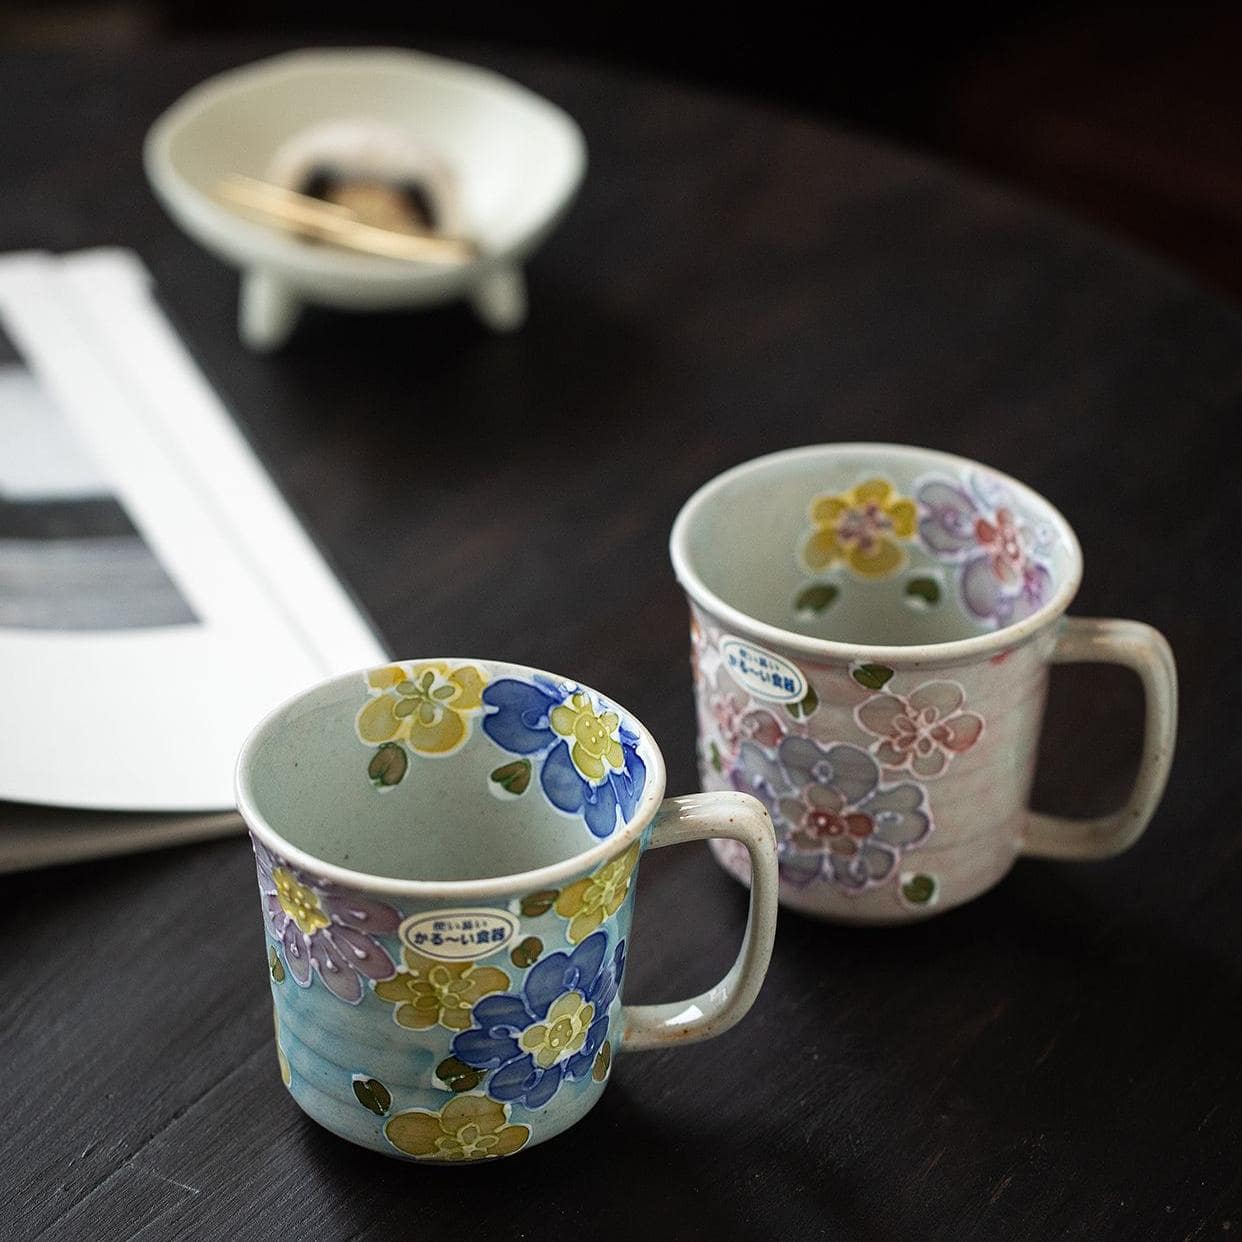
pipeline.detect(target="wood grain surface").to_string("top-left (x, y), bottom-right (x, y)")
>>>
top-left (1, 38), bottom-right (1239, 1242)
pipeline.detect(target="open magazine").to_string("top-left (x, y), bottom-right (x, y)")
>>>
top-left (0, 249), bottom-right (387, 870)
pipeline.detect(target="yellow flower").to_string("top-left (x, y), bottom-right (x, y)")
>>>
top-left (272, 867), bottom-right (329, 935)
top-left (273, 1004), bottom-right (291, 1087)
top-left (549, 691), bottom-right (624, 782)
top-left (518, 991), bottom-right (595, 1069)
top-left (356, 662), bottom-right (487, 756)
top-left (803, 478), bottom-right (917, 579)
top-left (592, 1039), bottom-right (612, 1082)
top-left (555, 843), bottom-right (640, 943)
top-left (385, 1096), bottom-right (529, 1161)
top-left (374, 952), bottom-right (510, 1031)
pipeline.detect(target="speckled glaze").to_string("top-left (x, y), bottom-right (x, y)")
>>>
top-left (236, 660), bottom-right (778, 1161)
top-left (671, 445), bottom-right (1177, 923)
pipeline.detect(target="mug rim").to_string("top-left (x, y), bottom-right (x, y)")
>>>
top-left (669, 442), bottom-right (1084, 665)
top-left (235, 658), bottom-right (668, 900)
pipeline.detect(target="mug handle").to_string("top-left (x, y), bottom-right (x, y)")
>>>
top-left (620, 792), bottom-right (778, 1052)
top-left (1021, 618), bottom-right (1177, 860)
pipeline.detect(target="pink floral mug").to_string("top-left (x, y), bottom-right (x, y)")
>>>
top-left (670, 444), bottom-right (1178, 923)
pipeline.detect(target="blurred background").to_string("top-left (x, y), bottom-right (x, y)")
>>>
top-left (2, 1), bottom-right (1240, 297)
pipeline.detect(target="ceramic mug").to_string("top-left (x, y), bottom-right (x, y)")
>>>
top-left (236, 658), bottom-right (778, 1161)
top-left (670, 444), bottom-right (1177, 924)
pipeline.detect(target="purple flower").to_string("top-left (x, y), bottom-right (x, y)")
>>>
top-left (917, 475), bottom-right (1053, 626)
top-left (731, 737), bottom-right (931, 891)
top-left (253, 838), bottom-right (399, 1003)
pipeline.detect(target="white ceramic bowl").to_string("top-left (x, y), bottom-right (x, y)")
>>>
top-left (145, 48), bottom-right (587, 349)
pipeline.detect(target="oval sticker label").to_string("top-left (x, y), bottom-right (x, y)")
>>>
top-left (720, 637), bottom-right (807, 704)
top-left (398, 908), bottom-right (520, 961)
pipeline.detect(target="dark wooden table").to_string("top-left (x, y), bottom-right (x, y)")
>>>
top-left (3, 38), bottom-right (1240, 1242)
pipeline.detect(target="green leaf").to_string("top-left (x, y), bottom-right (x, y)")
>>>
top-left (852, 664), bottom-right (894, 691)
top-left (795, 583), bottom-right (839, 614)
top-left (901, 873), bottom-right (938, 905)
top-left (905, 576), bottom-right (941, 605)
top-left (368, 743), bottom-right (407, 787)
top-left (352, 1077), bottom-right (392, 1115)
top-left (436, 1056), bottom-right (484, 1093)
top-left (510, 936), bottom-right (543, 968)
top-left (519, 889), bottom-right (559, 918)
top-left (709, 741), bottom-right (723, 773)
top-left (268, 946), bottom-right (285, 984)
top-left (490, 758), bottom-right (532, 795)
top-left (785, 683), bottom-right (819, 720)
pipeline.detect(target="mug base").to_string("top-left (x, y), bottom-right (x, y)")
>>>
top-left (281, 1046), bottom-right (612, 1163)
top-left (708, 835), bottom-right (1018, 925)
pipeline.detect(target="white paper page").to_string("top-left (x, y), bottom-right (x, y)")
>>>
top-left (60, 249), bottom-right (385, 670)
top-left (0, 250), bottom-right (387, 812)
top-left (0, 364), bottom-right (110, 499)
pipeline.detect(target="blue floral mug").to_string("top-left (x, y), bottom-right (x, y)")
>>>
top-left (671, 444), bottom-right (1178, 924)
top-left (236, 659), bottom-right (778, 1162)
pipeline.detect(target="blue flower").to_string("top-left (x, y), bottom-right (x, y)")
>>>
top-left (451, 931), bottom-right (626, 1108)
top-left (483, 677), bottom-right (646, 838)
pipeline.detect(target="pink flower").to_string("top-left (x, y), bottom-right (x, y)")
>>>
top-left (975, 508), bottom-right (1025, 585)
top-left (781, 783), bottom-right (877, 855)
top-left (739, 709), bottom-right (785, 748)
top-left (855, 681), bottom-right (983, 778)
top-left (705, 666), bottom-right (789, 759)
top-left (917, 476), bottom-right (1053, 626)
top-left (711, 691), bottom-right (745, 749)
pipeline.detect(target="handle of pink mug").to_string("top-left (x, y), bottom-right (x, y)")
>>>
top-left (1022, 617), bottom-right (1177, 860)
top-left (620, 792), bottom-right (778, 1052)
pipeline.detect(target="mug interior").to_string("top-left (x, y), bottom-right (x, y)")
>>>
top-left (238, 659), bottom-right (659, 884)
top-left (672, 444), bottom-right (1081, 648)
